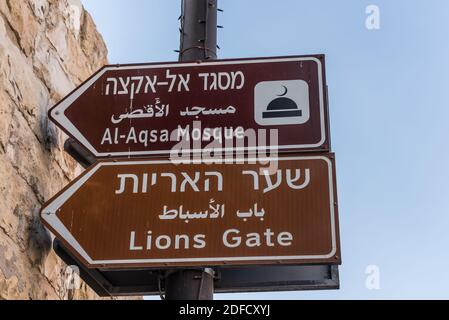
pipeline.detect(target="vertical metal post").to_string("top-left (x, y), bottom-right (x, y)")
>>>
top-left (178, 0), bottom-right (218, 61)
top-left (164, 0), bottom-right (218, 301)
top-left (165, 268), bottom-right (215, 300)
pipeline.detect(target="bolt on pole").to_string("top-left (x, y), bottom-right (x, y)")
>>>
top-left (164, 0), bottom-right (219, 301)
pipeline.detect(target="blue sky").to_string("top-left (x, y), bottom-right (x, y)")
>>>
top-left (81, 0), bottom-right (449, 299)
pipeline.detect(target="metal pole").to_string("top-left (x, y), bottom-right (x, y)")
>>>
top-left (164, 0), bottom-right (218, 300)
top-left (165, 268), bottom-right (215, 300)
top-left (178, 0), bottom-right (218, 61)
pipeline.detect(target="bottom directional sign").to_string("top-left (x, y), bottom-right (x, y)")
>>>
top-left (41, 155), bottom-right (341, 269)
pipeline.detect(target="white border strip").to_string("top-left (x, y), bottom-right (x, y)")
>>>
top-left (51, 57), bottom-right (326, 157)
top-left (41, 156), bottom-right (337, 266)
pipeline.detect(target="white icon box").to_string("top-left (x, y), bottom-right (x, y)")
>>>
top-left (254, 80), bottom-right (310, 126)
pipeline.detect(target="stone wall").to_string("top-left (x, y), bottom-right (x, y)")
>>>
top-left (0, 0), bottom-right (109, 299)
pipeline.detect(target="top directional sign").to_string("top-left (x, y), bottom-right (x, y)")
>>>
top-left (49, 55), bottom-right (330, 158)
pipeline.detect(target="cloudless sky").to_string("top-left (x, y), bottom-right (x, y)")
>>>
top-left (81, 0), bottom-right (449, 299)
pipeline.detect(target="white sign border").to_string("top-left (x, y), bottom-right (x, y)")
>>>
top-left (41, 155), bottom-right (338, 267)
top-left (50, 57), bottom-right (327, 157)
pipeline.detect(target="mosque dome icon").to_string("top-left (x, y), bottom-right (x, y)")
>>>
top-left (262, 86), bottom-right (302, 119)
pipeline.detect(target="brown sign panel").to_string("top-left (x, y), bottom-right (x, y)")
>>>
top-left (41, 154), bottom-right (340, 269)
top-left (49, 55), bottom-right (329, 158)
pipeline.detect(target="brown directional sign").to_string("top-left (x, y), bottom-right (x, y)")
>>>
top-left (48, 55), bottom-right (330, 158)
top-left (40, 154), bottom-right (341, 269)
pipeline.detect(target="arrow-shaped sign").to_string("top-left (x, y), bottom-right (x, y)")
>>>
top-left (40, 155), bottom-right (340, 269)
top-left (49, 55), bottom-right (330, 159)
